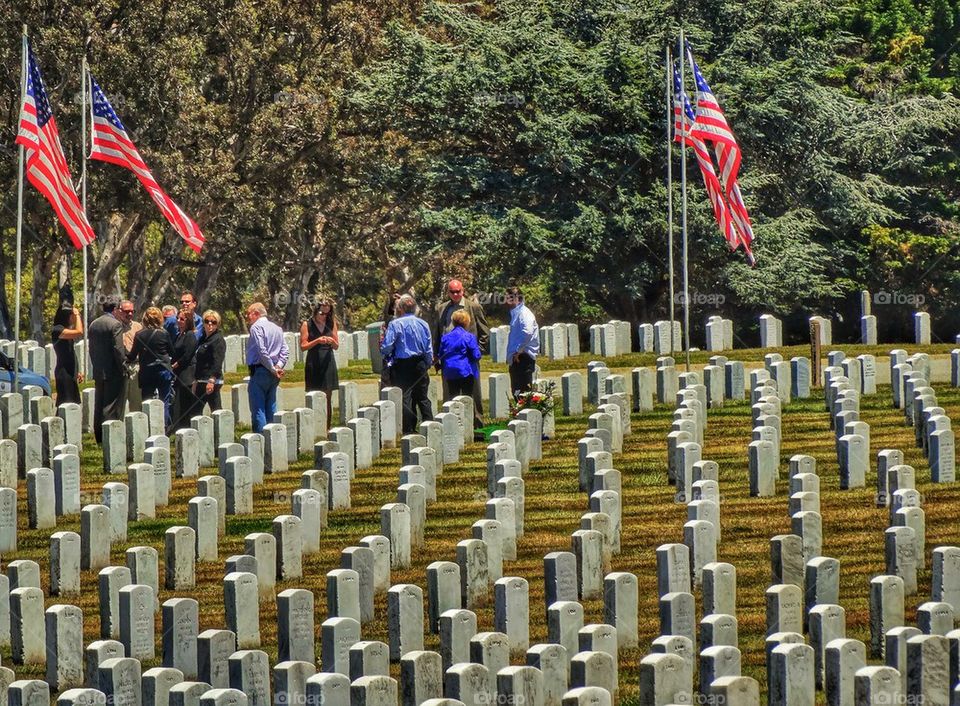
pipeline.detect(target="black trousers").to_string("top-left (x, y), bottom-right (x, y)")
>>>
top-left (441, 374), bottom-right (484, 426)
top-left (169, 375), bottom-right (196, 433)
top-left (94, 375), bottom-right (127, 445)
top-left (185, 382), bottom-right (223, 421)
top-left (445, 375), bottom-right (475, 399)
top-left (392, 356), bottom-right (433, 433)
top-left (509, 353), bottom-right (536, 398)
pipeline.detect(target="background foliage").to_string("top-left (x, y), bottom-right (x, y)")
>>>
top-left (2, 0), bottom-right (958, 343)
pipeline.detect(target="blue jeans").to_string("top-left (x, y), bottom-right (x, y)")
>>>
top-left (248, 366), bottom-right (279, 433)
top-left (140, 366), bottom-right (174, 430)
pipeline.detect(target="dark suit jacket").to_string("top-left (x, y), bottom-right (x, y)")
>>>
top-left (89, 313), bottom-right (126, 381)
top-left (433, 296), bottom-right (490, 355)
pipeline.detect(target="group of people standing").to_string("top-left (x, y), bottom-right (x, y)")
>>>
top-left (52, 287), bottom-right (227, 444)
top-left (48, 280), bottom-right (539, 445)
top-left (379, 282), bottom-right (540, 434)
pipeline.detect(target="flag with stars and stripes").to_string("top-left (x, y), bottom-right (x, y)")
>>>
top-left (672, 61), bottom-right (740, 251)
top-left (686, 44), bottom-right (755, 263)
top-left (89, 73), bottom-right (204, 252)
top-left (16, 45), bottom-right (95, 249)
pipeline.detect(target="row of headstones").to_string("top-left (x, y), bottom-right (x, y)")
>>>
top-left (5, 352), bottom-right (632, 700)
top-left (588, 322), bottom-right (632, 358)
top-left (643, 542), bottom-right (960, 704)
top-left (640, 366), bottom-right (960, 704)
top-left (488, 323), bottom-right (581, 364)
top-left (202, 390), bottom-right (620, 703)
top-left (764, 363), bottom-right (960, 703)
top-left (640, 370), bottom-right (747, 703)
top-left (0, 364), bottom-right (588, 703)
top-left (889, 352), bottom-right (957, 484)
top-left (9, 305), bottom-right (954, 388)
top-left (0, 389), bottom-right (488, 698)
top-left (30, 382), bottom-right (608, 700)
top-left (1, 602), bottom-right (624, 706)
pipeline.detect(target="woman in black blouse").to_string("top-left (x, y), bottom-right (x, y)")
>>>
top-left (51, 296), bottom-right (83, 406)
top-left (300, 300), bottom-right (339, 429)
top-left (187, 309), bottom-right (226, 418)
top-left (168, 309), bottom-right (198, 432)
top-left (127, 307), bottom-right (174, 428)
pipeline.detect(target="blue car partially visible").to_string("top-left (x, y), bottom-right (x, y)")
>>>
top-left (0, 352), bottom-right (51, 396)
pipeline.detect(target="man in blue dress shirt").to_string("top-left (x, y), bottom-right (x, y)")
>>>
top-left (245, 302), bottom-right (289, 433)
top-left (381, 294), bottom-right (434, 432)
top-left (505, 286), bottom-right (540, 397)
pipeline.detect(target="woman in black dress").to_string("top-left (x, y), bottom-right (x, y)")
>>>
top-left (169, 309), bottom-right (198, 432)
top-left (51, 301), bottom-right (83, 406)
top-left (300, 300), bottom-right (339, 429)
top-left (187, 309), bottom-right (226, 418)
top-left (127, 307), bottom-right (175, 428)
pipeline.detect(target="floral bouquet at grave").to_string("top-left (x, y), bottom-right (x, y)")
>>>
top-left (509, 380), bottom-right (556, 419)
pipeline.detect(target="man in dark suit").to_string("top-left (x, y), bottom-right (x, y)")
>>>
top-left (89, 297), bottom-right (128, 445)
top-left (432, 279), bottom-right (489, 427)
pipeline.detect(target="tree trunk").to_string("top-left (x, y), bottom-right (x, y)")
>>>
top-left (29, 245), bottom-right (61, 343)
top-left (93, 212), bottom-right (142, 299)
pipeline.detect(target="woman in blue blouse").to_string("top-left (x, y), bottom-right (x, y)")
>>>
top-left (438, 309), bottom-right (482, 399)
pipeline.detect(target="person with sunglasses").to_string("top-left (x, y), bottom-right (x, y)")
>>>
top-left (186, 310), bottom-right (226, 419)
top-left (169, 291), bottom-right (203, 341)
top-left (118, 299), bottom-right (143, 411)
top-left (432, 279), bottom-right (489, 428)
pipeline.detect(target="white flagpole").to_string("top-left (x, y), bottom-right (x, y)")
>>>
top-left (81, 55), bottom-right (90, 379)
top-left (665, 45), bottom-right (676, 356)
top-left (14, 26), bottom-right (28, 390)
top-left (679, 29), bottom-right (691, 372)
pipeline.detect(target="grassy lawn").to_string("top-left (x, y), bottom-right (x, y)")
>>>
top-left (9, 377), bottom-right (960, 704)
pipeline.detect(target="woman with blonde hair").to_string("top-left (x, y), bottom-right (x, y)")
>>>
top-left (437, 308), bottom-right (482, 400)
top-left (127, 306), bottom-right (175, 427)
top-left (186, 309), bottom-right (227, 418)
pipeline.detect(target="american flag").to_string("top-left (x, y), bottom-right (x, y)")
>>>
top-left (673, 62), bottom-right (739, 250)
top-left (686, 45), bottom-right (755, 262)
top-left (89, 74), bottom-right (204, 252)
top-left (16, 45), bottom-right (95, 249)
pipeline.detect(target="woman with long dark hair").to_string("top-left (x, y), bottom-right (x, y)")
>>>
top-left (51, 295), bottom-right (83, 406)
top-left (168, 309), bottom-right (198, 432)
top-left (300, 299), bottom-right (339, 429)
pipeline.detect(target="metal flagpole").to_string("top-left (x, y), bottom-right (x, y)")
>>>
top-left (81, 55), bottom-right (90, 379)
top-left (665, 44), bottom-right (676, 356)
top-left (679, 28), bottom-right (691, 372)
top-left (14, 26), bottom-right (28, 391)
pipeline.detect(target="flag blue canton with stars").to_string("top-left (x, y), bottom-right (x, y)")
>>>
top-left (25, 47), bottom-right (52, 127)
top-left (672, 62), bottom-right (695, 122)
top-left (90, 78), bottom-right (128, 133)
